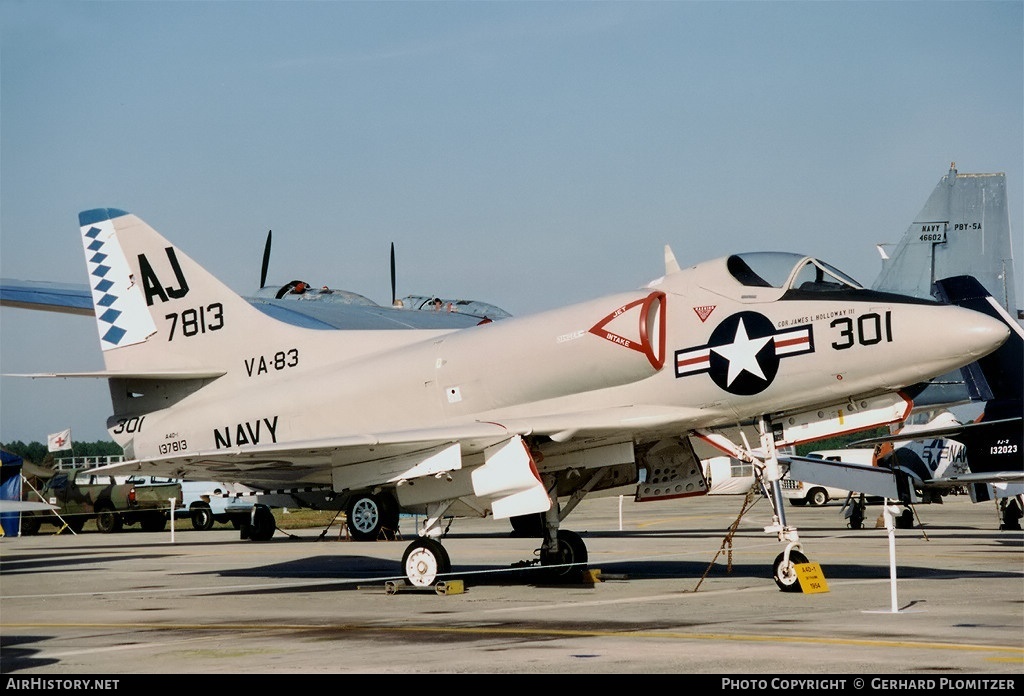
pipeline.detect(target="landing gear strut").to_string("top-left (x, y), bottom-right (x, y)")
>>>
top-left (535, 480), bottom-right (590, 583)
top-left (400, 499), bottom-right (456, 586)
top-left (748, 416), bottom-right (811, 591)
top-left (681, 417), bottom-right (819, 591)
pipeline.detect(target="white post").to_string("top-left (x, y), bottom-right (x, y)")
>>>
top-left (884, 498), bottom-right (898, 613)
top-left (618, 495), bottom-right (623, 531)
top-left (169, 498), bottom-right (176, 544)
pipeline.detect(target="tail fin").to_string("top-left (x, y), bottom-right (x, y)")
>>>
top-left (79, 208), bottom-right (286, 376)
top-left (873, 164), bottom-right (1018, 318)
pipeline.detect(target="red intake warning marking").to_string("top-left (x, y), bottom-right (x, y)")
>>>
top-left (588, 292), bottom-right (666, 370)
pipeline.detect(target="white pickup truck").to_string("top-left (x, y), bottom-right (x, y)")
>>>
top-left (124, 476), bottom-right (256, 530)
top-left (780, 448), bottom-right (873, 506)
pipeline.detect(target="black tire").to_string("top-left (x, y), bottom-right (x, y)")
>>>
top-left (346, 492), bottom-right (397, 541)
top-left (95, 505), bottom-right (123, 533)
top-left (896, 509), bottom-right (915, 529)
top-left (65, 516), bottom-right (86, 534)
top-left (139, 511), bottom-right (167, 532)
top-left (510, 512), bottom-right (546, 537)
top-left (191, 504), bottom-right (215, 531)
top-left (808, 488), bottom-right (829, 507)
top-left (402, 537), bottom-right (451, 587)
top-left (539, 529), bottom-right (589, 581)
top-left (380, 494), bottom-right (400, 536)
top-left (242, 504), bottom-right (276, 541)
top-left (20, 515), bottom-right (41, 536)
top-left (773, 550), bottom-right (809, 592)
top-left (1000, 498), bottom-right (1023, 530)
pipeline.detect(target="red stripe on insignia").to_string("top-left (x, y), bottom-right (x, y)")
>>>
top-left (774, 335), bottom-right (809, 349)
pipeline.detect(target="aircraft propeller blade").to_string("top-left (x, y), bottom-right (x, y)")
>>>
top-left (390, 242), bottom-right (397, 305)
top-left (260, 230), bottom-right (272, 289)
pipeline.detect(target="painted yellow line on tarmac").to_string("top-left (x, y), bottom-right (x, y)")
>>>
top-left (4, 620), bottom-right (1022, 659)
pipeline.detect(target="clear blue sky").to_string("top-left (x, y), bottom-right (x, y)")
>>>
top-left (2, 1), bottom-right (1021, 444)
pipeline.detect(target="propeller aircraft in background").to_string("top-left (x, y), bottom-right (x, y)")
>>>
top-left (2, 231), bottom-right (509, 331)
top-left (250, 231), bottom-right (512, 323)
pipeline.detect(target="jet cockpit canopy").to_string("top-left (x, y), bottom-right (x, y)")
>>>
top-left (727, 252), bottom-right (864, 292)
top-left (678, 251), bottom-right (865, 303)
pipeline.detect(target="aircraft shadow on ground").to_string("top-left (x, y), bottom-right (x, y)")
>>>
top-left (195, 552), bottom-right (1021, 596)
top-left (0, 553), bottom-right (182, 576)
top-left (0, 634), bottom-right (60, 674)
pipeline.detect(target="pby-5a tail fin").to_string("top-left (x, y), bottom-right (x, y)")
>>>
top-left (873, 164), bottom-right (1017, 318)
top-left (78, 208), bottom-right (272, 376)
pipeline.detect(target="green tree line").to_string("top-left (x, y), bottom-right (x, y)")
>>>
top-left (1, 440), bottom-right (124, 466)
top-left (794, 427), bottom-right (886, 456)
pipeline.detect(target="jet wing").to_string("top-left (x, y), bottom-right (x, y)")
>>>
top-left (88, 421), bottom-right (520, 489)
top-left (783, 454), bottom-right (901, 500)
top-left (7, 369), bottom-right (227, 380)
top-left (0, 278), bottom-right (94, 316)
top-left (0, 278), bottom-right (490, 330)
top-left (783, 451), bottom-right (1023, 499)
top-left (851, 416), bottom-right (1022, 446)
top-left (916, 471), bottom-right (1024, 488)
top-left (247, 298), bottom-right (486, 329)
top-left (85, 405), bottom-right (703, 490)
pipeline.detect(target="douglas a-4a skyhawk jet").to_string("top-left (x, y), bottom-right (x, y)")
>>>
top-left (24, 208), bottom-right (1009, 590)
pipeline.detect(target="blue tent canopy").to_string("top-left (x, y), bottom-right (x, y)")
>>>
top-left (1, 450), bottom-right (25, 536)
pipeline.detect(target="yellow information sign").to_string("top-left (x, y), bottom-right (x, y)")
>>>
top-left (795, 563), bottom-right (830, 593)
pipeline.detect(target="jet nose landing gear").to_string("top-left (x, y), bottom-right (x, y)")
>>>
top-left (772, 546), bottom-right (809, 593)
top-left (402, 538), bottom-right (452, 587)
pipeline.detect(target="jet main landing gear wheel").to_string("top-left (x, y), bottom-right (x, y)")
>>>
top-left (347, 492), bottom-right (400, 541)
top-left (772, 549), bottom-right (808, 592)
top-left (241, 504), bottom-right (276, 541)
top-left (402, 538), bottom-right (451, 586)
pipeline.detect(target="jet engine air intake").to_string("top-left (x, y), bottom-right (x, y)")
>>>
top-left (588, 291), bottom-right (666, 370)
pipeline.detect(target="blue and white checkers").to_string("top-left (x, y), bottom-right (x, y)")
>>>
top-left (79, 210), bottom-right (157, 352)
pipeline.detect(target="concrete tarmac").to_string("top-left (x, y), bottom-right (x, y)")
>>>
top-left (1, 493), bottom-right (1022, 676)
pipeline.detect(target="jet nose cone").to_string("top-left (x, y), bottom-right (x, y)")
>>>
top-left (941, 306), bottom-right (1010, 360)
